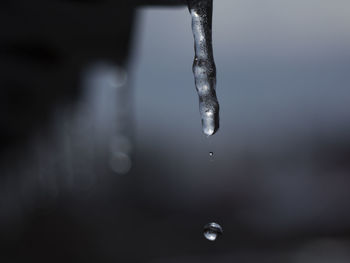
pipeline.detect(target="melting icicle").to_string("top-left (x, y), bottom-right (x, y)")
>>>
top-left (188, 0), bottom-right (219, 136)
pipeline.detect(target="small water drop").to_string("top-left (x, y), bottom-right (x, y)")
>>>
top-left (203, 222), bottom-right (223, 241)
top-left (209, 151), bottom-right (213, 157)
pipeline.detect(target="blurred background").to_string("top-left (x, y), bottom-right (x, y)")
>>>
top-left (1, 0), bottom-right (350, 262)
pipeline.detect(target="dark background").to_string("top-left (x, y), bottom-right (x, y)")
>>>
top-left (1, 0), bottom-right (350, 262)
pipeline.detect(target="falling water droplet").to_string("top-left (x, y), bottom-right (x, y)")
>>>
top-left (209, 151), bottom-right (213, 157)
top-left (203, 222), bottom-right (223, 241)
top-left (188, 0), bottom-right (219, 136)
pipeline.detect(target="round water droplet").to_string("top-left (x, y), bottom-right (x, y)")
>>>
top-left (209, 151), bottom-right (213, 157)
top-left (203, 222), bottom-right (223, 241)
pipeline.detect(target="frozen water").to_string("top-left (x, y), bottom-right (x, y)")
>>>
top-left (188, 0), bottom-right (219, 136)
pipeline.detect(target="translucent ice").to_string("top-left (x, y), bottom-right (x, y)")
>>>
top-left (188, 0), bottom-right (219, 136)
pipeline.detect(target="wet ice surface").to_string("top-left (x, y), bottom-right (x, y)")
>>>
top-left (203, 222), bottom-right (223, 241)
top-left (188, 0), bottom-right (219, 136)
